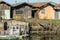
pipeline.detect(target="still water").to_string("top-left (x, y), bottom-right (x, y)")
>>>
top-left (29, 34), bottom-right (60, 40)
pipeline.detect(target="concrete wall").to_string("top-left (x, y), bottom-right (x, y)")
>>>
top-left (38, 5), bottom-right (55, 19)
top-left (0, 22), bottom-right (4, 28)
top-left (59, 11), bottom-right (60, 19)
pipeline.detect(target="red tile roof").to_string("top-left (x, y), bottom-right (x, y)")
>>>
top-left (55, 4), bottom-right (60, 7)
top-left (33, 2), bottom-right (47, 7)
top-left (33, 2), bottom-right (60, 8)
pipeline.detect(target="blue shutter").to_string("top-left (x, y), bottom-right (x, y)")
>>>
top-left (41, 9), bottom-right (45, 14)
top-left (55, 10), bottom-right (59, 19)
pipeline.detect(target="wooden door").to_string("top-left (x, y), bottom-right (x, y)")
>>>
top-left (5, 10), bottom-right (10, 19)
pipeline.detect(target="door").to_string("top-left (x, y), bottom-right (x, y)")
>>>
top-left (32, 10), bottom-right (37, 18)
top-left (55, 10), bottom-right (59, 19)
top-left (5, 10), bottom-right (10, 19)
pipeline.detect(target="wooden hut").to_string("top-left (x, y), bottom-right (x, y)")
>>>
top-left (12, 3), bottom-right (39, 19)
top-left (0, 1), bottom-right (12, 19)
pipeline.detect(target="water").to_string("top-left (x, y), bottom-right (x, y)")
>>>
top-left (29, 34), bottom-right (60, 40)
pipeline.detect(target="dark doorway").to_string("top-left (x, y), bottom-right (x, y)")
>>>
top-left (4, 22), bottom-right (8, 30)
top-left (32, 10), bottom-right (37, 18)
top-left (10, 7), bottom-right (13, 19)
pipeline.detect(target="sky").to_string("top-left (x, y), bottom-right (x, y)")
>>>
top-left (4, 0), bottom-right (60, 4)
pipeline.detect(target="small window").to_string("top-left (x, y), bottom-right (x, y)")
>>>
top-left (55, 10), bottom-right (59, 19)
top-left (16, 10), bottom-right (23, 14)
top-left (41, 9), bottom-right (45, 14)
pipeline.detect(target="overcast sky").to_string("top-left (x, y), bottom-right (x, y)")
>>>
top-left (4, 0), bottom-right (60, 4)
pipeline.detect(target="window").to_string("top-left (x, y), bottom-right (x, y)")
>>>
top-left (16, 10), bottom-right (23, 14)
top-left (41, 9), bottom-right (45, 14)
top-left (55, 10), bottom-right (59, 19)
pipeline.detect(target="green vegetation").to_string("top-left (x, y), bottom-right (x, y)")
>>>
top-left (0, 36), bottom-right (19, 40)
top-left (17, 18), bottom-right (60, 26)
top-left (1, 18), bottom-right (60, 26)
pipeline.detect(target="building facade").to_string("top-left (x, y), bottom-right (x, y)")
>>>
top-left (12, 3), bottom-right (38, 19)
top-left (0, 1), bottom-right (60, 19)
top-left (33, 2), bottom-right (60, 19)
top-left (0, 1), bottom-right (11, 19)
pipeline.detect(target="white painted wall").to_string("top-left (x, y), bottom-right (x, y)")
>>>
top-left (5, 10), bottom-right (10, 19)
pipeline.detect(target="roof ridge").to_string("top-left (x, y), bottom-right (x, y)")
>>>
top-left (0, 1), bottom-right (12, 6)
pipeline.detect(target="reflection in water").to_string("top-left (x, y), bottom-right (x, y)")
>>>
top-left (29, 34), bottom-right (60, 40)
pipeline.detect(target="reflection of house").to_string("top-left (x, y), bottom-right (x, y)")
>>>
top-left (6, 20), bottom-right (29, 35)
top-left (33, 2), bottom-right (60, 19)
top-left (0, 1), bottom-right (11, 19)
top-left (0, 1), bottom-right (60, 19)
top-left (12, 3), bottom-right (38, 19)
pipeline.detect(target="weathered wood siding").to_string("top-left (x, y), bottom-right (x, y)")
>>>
top-left (13, 6), bottom-right (32, 19)
top-left (0, 3), bottom-right (11, 19)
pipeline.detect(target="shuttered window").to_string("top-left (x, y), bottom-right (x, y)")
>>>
top-left (55, 10), bottom-right (59, 19)
top-left (16, 10), bottom-right (23, 14)
top-left (41, 9), bottom-right (45, 14)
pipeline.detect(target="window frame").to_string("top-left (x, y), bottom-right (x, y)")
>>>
top-left (41, 9), bottom-right (45, 14)
top-left (16, 10), bottom-right (23, 14)
top-left (55, 10), bottom-right (59, 19)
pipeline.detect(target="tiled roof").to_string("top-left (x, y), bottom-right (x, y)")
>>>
top-left (33, 2), bottom-right (60, 8)
top-left (12, 2), bottom-right (38, 9)
top-left (55, 4), bottom-right (60, 7)
top-left (12, 2), bottom-right (33, 7)
top-left (0, 1), bottom-right (12, 6)
top-left (0, 1), bottom-right (60, 9)
top-left (12, 2), bottom-right (22, 6)
top-left (33, 2), bottom-right (47, 7)
top-left (12, 2), bottom-right (60, 9)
